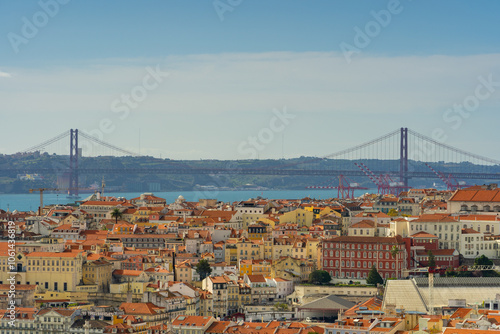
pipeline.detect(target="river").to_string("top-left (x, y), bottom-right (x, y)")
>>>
top-left (0, 189), bottom-right (371, 212)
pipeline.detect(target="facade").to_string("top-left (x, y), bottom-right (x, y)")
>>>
top-left (0, 251), bottom-right (85, 292)
top-left (322, 236), bottom-right (407, 280)
top-left (408, 214), bottom-right (461, 250)
top-left (448, 184), bottom-right (500, 214)
top-left (171, 315), bottom-right (215, 334)
top-left (414, 249), bottom-right (459, 268)
top-left (207, 276), bottom-right (228, 318)
top-left (82, 259), bottom-right (113, 292)
top-left (0, 284), bottom-right (36, 308)
top-left (271, 256), bottom-right (314, 283)
top-left (460, 228), bottom-right (500, 259)
top-left (243, 274), bottom-right (276, 305)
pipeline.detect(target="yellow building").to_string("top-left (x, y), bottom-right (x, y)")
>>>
top-left (0, 251), bottom-right (84, 292)
top-left (224, 239), bottom-right (238, 266)
top-left (199, 291), bottom-right (213, 317)
top-left (175, 260), bottom-right (193, 283)
top-left (247, 222), bottom-right (269, 240)
top-left (239, 259), bottom-right (272, 276)
top-left (279, 208), bottom-right (314, 227)
top-left (132, 207), bottom-right (156, 226)
top-left (82, 258), bottom-right (113, 292)
top-left (270, 256), bottom-right (314, 283)
top-left (236, 238), bottom-right (264, 262)
top-left (241, 212), bottom-right (268, 229)
top-left (239, 259), bottom-right (253, 276)
top-left (271, 237), bottom-right (294, 260)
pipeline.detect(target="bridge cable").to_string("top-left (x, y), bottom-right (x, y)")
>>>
top-left (79, 132), bottom-right (140, 157)
top-left (20, 130), bottom-right (70, 153)
top-left (408, 129), bottom-right (500, 165)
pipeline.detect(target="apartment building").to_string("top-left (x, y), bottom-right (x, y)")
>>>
top-left (0, 251), bottom-right (84, 292)
top-left (322, 236), bottom-right (406, 280)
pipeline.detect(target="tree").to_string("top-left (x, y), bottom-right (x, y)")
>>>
top-left (390, 245), bottom-right (400, 279)
top-left (308, 270), bottom-right (332, 285)
top-left (366, 265), bottom-right (383, 286)
top-left (274, 302), bottom-right (288, 311)
top-left (195, 259), bottom-right (212, 281)
top-left (110, 208), bottom-right (123, 224)
top-left (445, 267), bottom-right (456, 277)
top-left (428, 250), bottom-right (436, 268)
top-left (474, 255), bottom-right (493, 266)
top-left (387, 209), bottom-right (399, 217)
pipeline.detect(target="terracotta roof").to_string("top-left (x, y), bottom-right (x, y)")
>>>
top-left (36, 308), bottom-right (76, 317)
top-left (119, 302), bottom-right (165, 315)
top-left (26, 251), bottom-right (80, 258)
top-left (324, 235), bottom-right (404, 244)
top-left (450, 308), bottom-right (473, 319)
top-left (442, 329), bottom-right (494, 334)
top-left (461, 228), bottom-right (480, 234)
top-left (410, 231), bottom-right (438, 239)
top-left (449, 187), bottom-right (500, 202)
top-left (416, 249), bottom-right (457, 256)
top-left (172, 315), bottom-right (213, 327)
top-left (113, 269), bottom-right (144, 276)
top-left (350, 220), bottom-right (375, 228)
top-left (246, 274), bottom-right (267, 283)
top-left (411, 214), bottom-right (456, 223)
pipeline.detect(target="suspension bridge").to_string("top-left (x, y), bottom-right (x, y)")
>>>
top-left (4, 128), bottom-right (500, 196)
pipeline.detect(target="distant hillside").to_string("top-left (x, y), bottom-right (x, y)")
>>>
top-left (0, 153), bottom-right (499, 194)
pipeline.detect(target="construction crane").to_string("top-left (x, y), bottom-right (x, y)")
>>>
top-left (424, 163), bottom-right (466, 191)
top-left (354, 162), bottom-right (410, 196)
top-left (336, 175), bottom-right (368, 199)
top-left (29, 188), bottom-right (60, 216)
top-left (306, 175), bottom-right (368, 199)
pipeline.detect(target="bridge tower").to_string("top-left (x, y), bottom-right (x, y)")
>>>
top-left (400, 127), bottom-right (409, 190)
top-left (69, 129), bottom-right (79, 197)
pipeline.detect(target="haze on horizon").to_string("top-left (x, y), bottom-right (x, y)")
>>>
top-left (1, 0), bottom-right (499, 161)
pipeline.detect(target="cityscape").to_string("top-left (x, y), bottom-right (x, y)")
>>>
top-left (2, 1), bottom-right (500, 334)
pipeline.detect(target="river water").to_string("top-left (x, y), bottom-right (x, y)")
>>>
top-left (0, 189), bottom-right (371, 212)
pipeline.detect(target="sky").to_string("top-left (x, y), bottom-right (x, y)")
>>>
top-left (1, 0), bottom-right (500, 160)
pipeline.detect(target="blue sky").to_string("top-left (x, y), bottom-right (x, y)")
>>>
top-left (1, 0), bottom-right (500, 160)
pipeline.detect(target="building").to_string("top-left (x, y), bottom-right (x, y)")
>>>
top-left (119, 302), bottom-right (168, 326)
top-left (271, 256), bottom-right (314, 283)
top-left (0, 251), bottom-right (85, 292)
top-left (171, 315), bottom-right (215, 334)
top-left (202, 276), bottom-right (229, 319)
top-left (322, 236), bottom-right (406, 280)
top-left (347, 220), bottom-right (376, 237)
top-left (82, 258), bottom-right (113, 292)
top-left (408, 214), bottom-right (461, 249)
top-left (243, 274), bottom-right (276, 305)
top-left (0, 284), bottom-right (36, 308)
top-left (414, 249), bottom-right (459, 268)
top-left (448, 184), bottom-right (500, 214)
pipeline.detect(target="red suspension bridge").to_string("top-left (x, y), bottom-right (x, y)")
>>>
top-left (4, 128), bottom-right (500, 196)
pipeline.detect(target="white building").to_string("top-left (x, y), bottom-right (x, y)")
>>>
top-left (265, 277), bottom-right (294, 299)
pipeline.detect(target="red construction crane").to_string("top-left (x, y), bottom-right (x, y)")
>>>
top-left (355, 163), bottom-right (410, 196)
top-left (336, 175), bottom-right (368, 199)
top-left (306, 175), bottom-right (368, 199)
top-left (424, 163), bottom-right (466, 191)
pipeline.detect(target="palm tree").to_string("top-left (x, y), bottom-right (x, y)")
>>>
top-left (111, 208), bottom-right (123, 224)
top-left (390, 245), bottom-right (400, 279)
